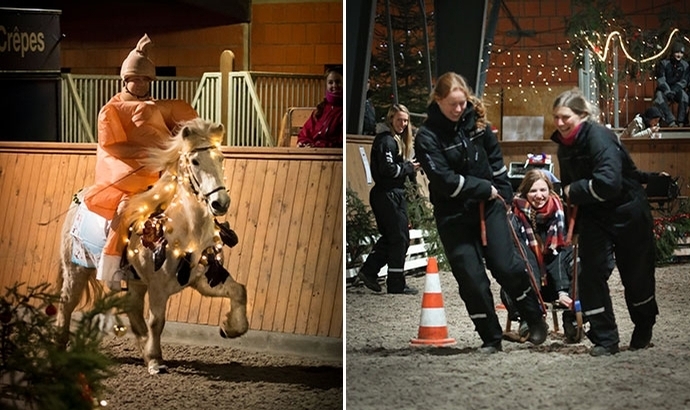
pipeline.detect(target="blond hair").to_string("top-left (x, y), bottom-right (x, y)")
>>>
top-left (385, 104), bottom-right (414, 160)
top-left (552, 88), bottom-right (600, 122)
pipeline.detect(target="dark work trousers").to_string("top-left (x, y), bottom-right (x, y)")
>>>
top-left (436, 199), bottom-right (544, 347)
top-left (360, 185), bottom-right (410, 292)
top-left (577, 195), bottom-right (658, 348)
top-left (654, 89), bottom-right (689, 125)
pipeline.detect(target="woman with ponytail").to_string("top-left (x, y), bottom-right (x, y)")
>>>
top-left (551, 88), bottom-right (659, 356)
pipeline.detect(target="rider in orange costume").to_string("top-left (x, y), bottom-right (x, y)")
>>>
top-left (83, 34), bottom-right (198, 289)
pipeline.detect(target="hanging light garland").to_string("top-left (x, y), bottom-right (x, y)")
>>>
top-left (482, 26), bottom-right (690, 121)
top-left (583, 28), bottom-right (685, 63)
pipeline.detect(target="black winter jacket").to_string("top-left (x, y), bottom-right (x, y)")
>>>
top-left (370, 130), bottom-right (415, 191)
top-left (655, 57), bottom-right (689, 94)
top-left (550, 121), bottom-right (655, 219)
top-left (414, 102), bottom-right (512, 217)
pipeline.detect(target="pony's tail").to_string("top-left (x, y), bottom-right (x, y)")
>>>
top-left (68, 273), bottom-right (104, 311)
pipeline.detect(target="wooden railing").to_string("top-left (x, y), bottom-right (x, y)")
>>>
top-left (0, 143), bottom-right (342, 339)
top-left (60, 72), bottom-right (323, 147)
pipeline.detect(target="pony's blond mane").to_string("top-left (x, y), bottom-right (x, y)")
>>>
top-left (122, 118), bottom-right (224, 231)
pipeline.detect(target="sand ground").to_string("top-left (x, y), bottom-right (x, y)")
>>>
top-left (346, 263), bottom-right (690, 410)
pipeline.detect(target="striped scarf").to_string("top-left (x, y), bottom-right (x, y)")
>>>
top-left (512, 194), bottom-right (567, 285)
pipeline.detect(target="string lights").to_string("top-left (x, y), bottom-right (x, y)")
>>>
top-left (482, 27), bottom-right (690, 126)
top-left (583, 28), bottom-right (687, 64)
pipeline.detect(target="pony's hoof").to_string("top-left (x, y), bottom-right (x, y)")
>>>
top-left (220, 327), bottom-right (243, 339)
top-left (147, 363), bottom-right (168, 375)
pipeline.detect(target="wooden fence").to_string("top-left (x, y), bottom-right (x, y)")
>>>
top-left (0, 143), bottom-right (343, 339)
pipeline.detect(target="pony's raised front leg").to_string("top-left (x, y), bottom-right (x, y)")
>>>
top-left (125, 281), bottom-right (149, 354)
top-left (144, 287), bottom-right (169, 375)
top-left (194, 274), bottom-right (248, 338)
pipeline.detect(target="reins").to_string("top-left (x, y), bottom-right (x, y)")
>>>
top-left (37, 165), bottom-right (145, 226)
top-left (487, 196), bottom-right (549, 317)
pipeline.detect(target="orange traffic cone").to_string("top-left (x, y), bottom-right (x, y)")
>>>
top-left (410, 257), bottom-right (456, 347)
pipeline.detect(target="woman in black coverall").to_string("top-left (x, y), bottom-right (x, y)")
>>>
top-left (551, 88), bottom-right (659, 356)
top-left (414, 72), bottom-right (548, 353)
top-left (357, 104), bottom-right (419, 295)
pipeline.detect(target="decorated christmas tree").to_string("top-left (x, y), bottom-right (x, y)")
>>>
top-left (0, 282), bottom-right (126, 410)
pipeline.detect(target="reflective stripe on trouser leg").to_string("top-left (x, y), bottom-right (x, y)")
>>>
top-left (578, 218), bottom-right (619, 347)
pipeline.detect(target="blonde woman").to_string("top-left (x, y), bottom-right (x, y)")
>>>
top-left (551, 88), bottom-right (658, 356)
top-left (414, 72), bottom-right (548, 353)
top-left (357, 104), bottom-right (419, 295)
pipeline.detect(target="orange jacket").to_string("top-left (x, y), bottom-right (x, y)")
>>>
top-left (84, 94), bottom-right (198, 219)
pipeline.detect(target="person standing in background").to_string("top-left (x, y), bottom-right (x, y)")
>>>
top-left (357, 104), bottom-right (419, 295)
top-left (297, 65), bottom-right (343, 147)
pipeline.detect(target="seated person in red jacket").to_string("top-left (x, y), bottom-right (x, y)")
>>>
top-left (297, 65), bottom-right (343, 148)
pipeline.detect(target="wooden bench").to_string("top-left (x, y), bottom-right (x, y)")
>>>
top-left (345, 229), bottom-right (429, 281)
top-left (277, 107), bottom-right (313, 147)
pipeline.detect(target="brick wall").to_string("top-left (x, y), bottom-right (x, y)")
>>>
top-left (58, 0), bottom-right (342, 76)
top-left (62, 26), bottom-right (246, 77)
top-left (484, 0), bottom-right (690, 134)
top-left (251, 1), bottom-right (343, 74)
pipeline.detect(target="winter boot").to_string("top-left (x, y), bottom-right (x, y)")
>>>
top-left (386, 272), bottom-right (417, 295)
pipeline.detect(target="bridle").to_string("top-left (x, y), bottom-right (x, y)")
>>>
top-left (179, 145), bottom-right (227, 203)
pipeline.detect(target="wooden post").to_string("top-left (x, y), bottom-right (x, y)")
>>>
top-left (220, 50), bottom-right (235, 141)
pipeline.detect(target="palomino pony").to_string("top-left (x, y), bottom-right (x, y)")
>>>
top-left (57, 118), bottom-right (249, 374)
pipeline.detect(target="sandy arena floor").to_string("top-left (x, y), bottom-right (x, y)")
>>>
top-left (346, 262), bottom-right (690, 410)
top-left (97, 336), bottom-right (342, 409)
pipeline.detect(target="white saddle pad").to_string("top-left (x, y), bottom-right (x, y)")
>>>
top-left (70, 202), bottom-right (109, 268)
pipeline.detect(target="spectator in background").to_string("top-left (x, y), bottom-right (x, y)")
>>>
top-left (620, 106), bottom-right (662, 139)
top-left (654, 41), bottom-right (689, 127)
top-left (297, 65), bottom-right (343, 147)
top-left (357, 104), bottom-right (419, 295)
top-left (363, 80), bottom-right (377, 136)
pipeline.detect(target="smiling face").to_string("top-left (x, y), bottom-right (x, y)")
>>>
top-left (526, 178), bottom-right (550, 209)
top-left (436, 88), bottom-right (467, 122)
top-left (391, 111), bottom-right (409, 134)
top-left (552, 106), bottom-right (585, 138)
top-left (326, 71), bottom-right (343, 96)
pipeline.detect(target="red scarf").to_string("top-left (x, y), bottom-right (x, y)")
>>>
top-left (557, 122), bottom-right (583, 146)
top-left (513, 194), bottom-right (567, 285)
